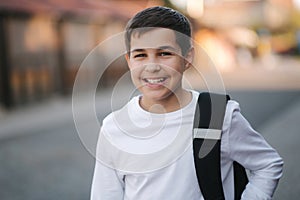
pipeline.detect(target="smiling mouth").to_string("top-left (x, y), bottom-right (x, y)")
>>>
top-left (142, 77), bottom-right (167, 84)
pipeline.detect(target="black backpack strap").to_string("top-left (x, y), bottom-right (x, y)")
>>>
top-left (193, 92), bottom-right (248, 200)
top-left (233, 161), bottom-right (248, 199)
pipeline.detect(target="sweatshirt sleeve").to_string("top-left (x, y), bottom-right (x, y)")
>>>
top-left (90, 128), bottom-right (125, 200)
top-left (225, 101), bottom-right (284, 200)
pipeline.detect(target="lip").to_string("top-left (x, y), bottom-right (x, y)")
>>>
top-left (141, 77), bottom-right (168, 88)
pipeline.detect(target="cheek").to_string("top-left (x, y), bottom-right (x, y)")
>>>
top-left (128, 60), bottom-right (143, 70)
top-left (129, 65), bottom-right (143, 79)
top-left (165, 62), bottom-right (185, 74)
top-left (164, 58), bottom-right (185, 70)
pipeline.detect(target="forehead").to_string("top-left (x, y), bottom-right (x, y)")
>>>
top-left (130, 28), bottom-right (180, 51)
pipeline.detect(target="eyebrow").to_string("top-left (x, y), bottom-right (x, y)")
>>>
top-left (158, 46), bottom-right (178, 52)
top-left (131, 49), bottom-right (145, 53)
top-left (131, 46), bottom-right (178, 53)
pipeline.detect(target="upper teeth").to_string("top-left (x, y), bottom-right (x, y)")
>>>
top-left (145, 78), bottom-right (165, 84)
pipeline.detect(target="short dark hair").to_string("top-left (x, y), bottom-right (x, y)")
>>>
top-left (125, 6), bottom-right (192, 56)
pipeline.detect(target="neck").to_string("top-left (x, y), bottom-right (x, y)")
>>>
top-left (140, 89), bottom-right (192, 114)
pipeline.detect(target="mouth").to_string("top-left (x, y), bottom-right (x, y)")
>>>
top-left (142, 77), bottom-right (168, 84)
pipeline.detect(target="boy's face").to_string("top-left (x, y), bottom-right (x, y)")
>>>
top-left (125, 28), bottom-right (194, 102)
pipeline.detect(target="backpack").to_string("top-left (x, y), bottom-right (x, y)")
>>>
top-left (193, 92), bottom-right (248, 200)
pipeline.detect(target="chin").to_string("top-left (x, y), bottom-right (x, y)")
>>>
top-left (143, 90), bottom-right (173, 101)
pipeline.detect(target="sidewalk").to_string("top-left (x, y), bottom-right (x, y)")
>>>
top-left (0, 96), bottom-right (71, 140)
top-left (0, 90), bottom-right (110, 140)
top-left (0, 83), bottom-right (136, 140)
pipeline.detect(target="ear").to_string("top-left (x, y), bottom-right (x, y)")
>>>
top-left (184, 47), bottom-right (194, 70)
top-left (125, 53), bottom-right (131, 69)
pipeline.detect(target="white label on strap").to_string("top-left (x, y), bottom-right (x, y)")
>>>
top-left (193, 128), bottom-right (222, 140)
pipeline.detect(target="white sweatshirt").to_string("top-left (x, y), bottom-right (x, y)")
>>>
top-left (91, 90), bottom-right (283, 200)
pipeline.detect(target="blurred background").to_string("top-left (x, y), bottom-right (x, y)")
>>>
top-left (0, 0), bottom-right (299, 199)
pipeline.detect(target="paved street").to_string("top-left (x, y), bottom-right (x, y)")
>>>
top-left (258, 97), bottom-right (300, 200)
top-left (0, 88), bottom-right (299, 200)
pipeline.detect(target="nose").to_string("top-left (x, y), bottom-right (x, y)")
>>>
top-left (144, 63), bottom-right (161, 73)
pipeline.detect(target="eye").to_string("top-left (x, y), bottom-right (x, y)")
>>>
top-left (159, 52), bottom-right (173, 56)
top-left (133, 53), bottom-right (146, 58)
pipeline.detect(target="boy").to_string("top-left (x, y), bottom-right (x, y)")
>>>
top-left (91, 6), bottom-right (283, 200)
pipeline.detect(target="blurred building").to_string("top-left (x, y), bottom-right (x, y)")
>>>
top-left (0, 0), bottom-right (162, 109)
top-left (1, 0), bottom-right (299, 108)
top-left (172, 0), bottom-right (298, 70)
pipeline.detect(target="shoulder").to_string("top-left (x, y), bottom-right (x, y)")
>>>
top-left (221, 99), bottom-right (246, 155)
top-left (190, 89), bottom-right (200, 97)
top-left (222, 98), bottom-right (256, 140)
top-left (101, 95), bottom-right (139, 133)
top-left (223, 99), bottom-right (241, 133)
top-left (226, 100), bottom-right (241, 115)
top-left (102, 111), bottom-right (116, 128)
